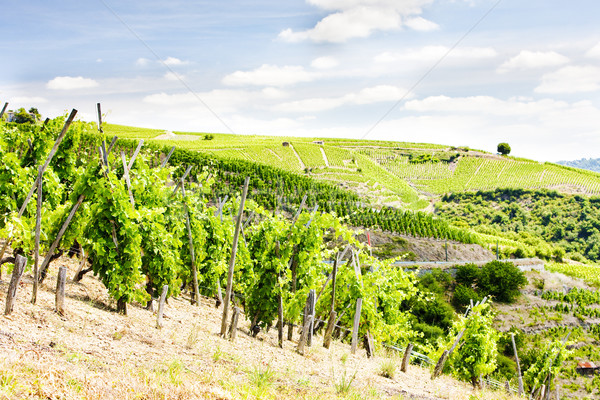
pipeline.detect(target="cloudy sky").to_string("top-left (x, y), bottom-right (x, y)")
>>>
top-left (1, 0), bottom-right (599, 161)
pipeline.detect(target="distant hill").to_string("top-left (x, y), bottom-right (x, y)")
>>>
top-left (556, 157), bottom-right (600, 173)
top-left (104, 124), bottom-right (600, 210)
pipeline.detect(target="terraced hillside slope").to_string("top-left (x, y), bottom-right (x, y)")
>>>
top-left (105, 124), bottom-right (600, 210)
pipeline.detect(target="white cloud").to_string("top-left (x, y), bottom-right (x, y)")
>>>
top-left (136, 58), bottom-right (150, 67)
top-left (9, 96), bottom-right (48, 104)
top-left (535, 65), bottom-right (600, 94)
top-left (164, 72), bottom-right (184, 81)
top-left (375, 45), bottom-right (497, 64)
top-left (261, 87), bottom-right (288, 99)
top-left (273, 85), bottom-right (410, 113)
top-left (46, 76), bottom-right (99, 90)
top-left (226, 115), bottom-right (301, 135)
top-left (404, 16), bottom-right (439, 31)
top-left (586, 42), bottom-right (600, 59)
top-left (497, 50), bottom-right (569, 73)
top-left (143, 89), bottom-right (281, 113)
top-left (222, 64), bottom-right (317, 87)
top-left (311, 56), bottom-right (339, 69)
top-left (381, 95), bottom-right (600, 161)
top-left (405, 95), bottom-right (569, 116)
top-left (352, 85), bottom-right (410, 104)
top-left (163, 56), bottom-right (189, 66)
top-left (279, 0), bottom-right (434, 43)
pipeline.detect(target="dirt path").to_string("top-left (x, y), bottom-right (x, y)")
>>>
top-left (289, 143), bottom-right (306, 170)
top-left (320, 147), bottom-right (330, 167)
top-left (154, 130), bottom-right (201, 141)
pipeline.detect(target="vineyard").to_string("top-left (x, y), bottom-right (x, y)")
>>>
top-left (0, 112), bottom-right (485, 347)
top-left (1, 109), bottom-right (584, 399)
top-left (106, 124), bottom-right (600, 209)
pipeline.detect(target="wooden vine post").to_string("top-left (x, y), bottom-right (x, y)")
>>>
top-left (287, 255), bottom-right (299, 341)
top-left (401, 343), bottom-right (414, 372)
top-left (220, 177), bottom-right (250, 338)
top-left (432, 297), bottom-right (487, 380)
top-left (306, 289), bottom-right (316, 346)
top-left (432, 328), bottom-right (465, 379)
top-left (55, 266), bottom-right (67, 315)
top-left (278, 277), bottom-right (284, 348)
top-left (511, 333), bottom-right (524, 395)
top-left (296, 290), bottom-right (316, 355)
top-left (31, 167), bottom-right (43, 304)
top-left (285, 194), bottom-right (306, 341)
top-left (364, 331), bottom-right (375, 358)
top-left (432, 350), bottom-right (450, 379)
top-left (228, 306), bottom-right (241, 341)
top-left (183, 184), bottom-right (201, 305)
top-left (160, 146), bottom-right (176, 168)
top-left (323, 254), bottom-right (339, 349)
top-left (0, 102), bottom-right (7, 119)
top-left (97, 103), bottom-right (103, 133)
top-left (156, 285), bottom-right (168, 329)
top-left (350, 297), bottom-right (363, 354)
top-left (38, 194), bottom-right (86, 283)
top-left (4, 255), bottom-right (27, 315)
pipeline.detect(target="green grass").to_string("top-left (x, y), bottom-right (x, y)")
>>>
top-left (103, 123), bottom-right (166, 139)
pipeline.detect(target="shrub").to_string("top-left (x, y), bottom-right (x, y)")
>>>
top-left (412, 296), bottom-right (455, 330)
top-left (497, 328), bottom-right (524, 357)
top-left (456, 263), bottom-right (479, 287)
top-left (478, 261), bottom-right (527, 303)
top-left (418, 269), bottom-right (453, 295)
top-left (494, 354), bottom-right (517, 381)
top-left (413, 322), bottom-right (444, 342)
top-left (553, 247), bottom-right (565, 262)
top-left (452, 284), bottom-right (482, 310)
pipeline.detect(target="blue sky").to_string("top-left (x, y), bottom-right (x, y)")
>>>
top-left (1, 0), bottom-right (600, 161)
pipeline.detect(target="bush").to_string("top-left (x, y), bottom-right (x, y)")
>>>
top-left (494, 354), bottom-right (517, 380)
top-left (452, 284), bottom-right (482, 310)
top-left (478, 261), bottom-right (527, 303)
top-left (412, 296), bottom-right (455, 330)
top-left (553, 247), bottom-right (565, 262)
top-left (456, 263), bottom-right (479, 287)
top-left (418, 269), bottom-right (453, 295)
top-left (497, 328), bottom-right (524, 356)
top-left (413, 322), bottom-right (444, 342)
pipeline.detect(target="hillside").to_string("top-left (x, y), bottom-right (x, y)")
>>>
top-left (0, 255), bottom-right (520, 400)
top-left (5, 116), bottom-right (600, 399)
top-left (104, 124), bottom-right (600, 210)
top-left (556, 158), bottom-right (600, 174)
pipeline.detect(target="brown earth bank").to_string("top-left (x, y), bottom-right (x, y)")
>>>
top-left (355, 230), bottom-right (494, 262)
top-left (0, 254), bottom-right (522, 400)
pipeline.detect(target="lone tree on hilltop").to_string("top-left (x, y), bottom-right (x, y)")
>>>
top-left (497, 142), bottom-right (511, 155)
